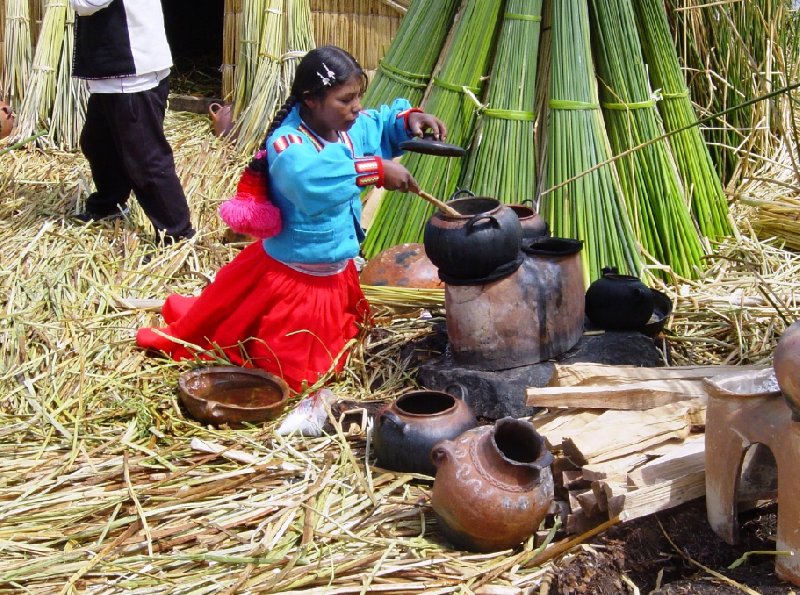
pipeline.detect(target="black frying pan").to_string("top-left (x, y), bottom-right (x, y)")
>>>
top-left (400, 133), bottom-right (466, 157)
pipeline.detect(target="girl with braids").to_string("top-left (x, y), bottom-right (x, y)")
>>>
top-left (137, 46), bottom-right (447, 393)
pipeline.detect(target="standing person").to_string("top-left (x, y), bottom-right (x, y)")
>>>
top-left (137, 45), bottom-right (447, 393)
top-left (70, 0), bottom-right (195, 243)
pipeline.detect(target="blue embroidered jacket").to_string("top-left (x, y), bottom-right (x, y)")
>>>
top-left (263, 98), bottom-right (416, 264)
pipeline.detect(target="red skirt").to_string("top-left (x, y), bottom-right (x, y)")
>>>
top-left (136, 242), bottom-right (371, 392)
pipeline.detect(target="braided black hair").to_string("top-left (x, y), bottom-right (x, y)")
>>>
top-left (248, 46), bottom-right (366, 174)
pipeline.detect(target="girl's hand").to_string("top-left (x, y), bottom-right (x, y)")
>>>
top-left (382, 160), bottom-right (420, 194)
top-left (407, 112), bottom-right (448, 141)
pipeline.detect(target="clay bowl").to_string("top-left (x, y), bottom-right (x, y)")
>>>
top-left (703, 367), bottom-right (781, 400)
top-left (642, 289), bottom-right (674, 337)
top-left (360, 242), bottom-right (444, 289)
top-left (178, 366), bottom-right (289, 427)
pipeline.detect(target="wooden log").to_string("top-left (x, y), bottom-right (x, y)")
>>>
top-left (582, 452), bottom-right (650, 483)
top-left (535, 410), bottom-right (602, 449)
top-left (627, 434), bottom-right (705, 487)
top-left (615, 472), bottom-right (707, 521)
top-left (563, 469), bottom-right (590, 490)
top-left (561, 401), bottom-right (697, 466)
top-left (549, 363), bottom-right (770, 387)
top-left (527, 381), bottom-right (708, 410)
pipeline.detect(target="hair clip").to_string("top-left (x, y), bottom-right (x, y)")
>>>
top-left (316, 63), bottom-right (336, 87)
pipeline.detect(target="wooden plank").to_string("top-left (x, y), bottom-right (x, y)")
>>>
top-left (549, 363), bottom-right (770, 387)
top-left (561, 401), bottom-right (697, 466)
top-left (527, 380), bottom-right (708, 410)
top-left (616, 472), bottom-right (706, 521)
top-left (627, 435), bottom-right (705, 487)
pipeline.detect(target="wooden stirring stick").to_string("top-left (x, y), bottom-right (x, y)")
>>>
top-left (416, 189), bottom-right (461, 217)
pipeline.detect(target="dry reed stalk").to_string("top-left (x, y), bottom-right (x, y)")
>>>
top-left (221, 0), bottom-right (242, 102)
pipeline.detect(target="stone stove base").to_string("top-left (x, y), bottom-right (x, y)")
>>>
top-left (417, 330), bottom-right (665, 419)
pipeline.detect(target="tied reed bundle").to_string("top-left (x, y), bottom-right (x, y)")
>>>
top-left (460, 0), bottom-right (543, 204)
top-left (362, 0), bottom-right (504, 257)
top-left (233, 0), bottom-right (286, 155)
top-left (633, 0), bottom-right (733, 241)
top-left (12, 0), bottom-right (67, 143)
top-left (540, 0), bottom-right (642, 284)
top-left (232, 0), bottom-right (267, 119)
top-left (48, 5), bottom-right (88, 150)
top-left (281, 0), bottom-right (315, 102)
top-left (361, 0), bottom-right (460, 109)
top-left (221, 0), bottom-right (241, 101)
top-left (2, 0), bottom-right (32, 109)
top-left (590, 0), bottom-right (706, 280)
top-left (664, 0), bottom-right (790, 185)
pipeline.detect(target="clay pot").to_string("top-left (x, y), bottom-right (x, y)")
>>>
top-left (585, 266), bottom-right (655, 331)
top-left (431, 417), bottom-right (554, 552)
top-left (209, 102), bottom-right (235, 138)
top-left (773, 320), bottom-right (800, 421)
top-left (178, 366), bottom-right (290, 428)
top-left (509, 204), bottom-right (548, 240)
top-left (0, 100), bottom-right (14, 139)
top-left (360, 243), bottom-right (444, 289)
top-left (372, 390), bottom-right (477, 476)
top-left (423, 192), bottom-right (522, 282)
top-left (446, 237), bottom-right (584, 369)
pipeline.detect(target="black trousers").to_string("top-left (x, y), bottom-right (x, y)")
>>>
top-left (79, 77), bottom-right (193, 238)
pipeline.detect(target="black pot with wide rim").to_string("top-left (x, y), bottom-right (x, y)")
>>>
top-left (423, 190), bottom-right (522, 281)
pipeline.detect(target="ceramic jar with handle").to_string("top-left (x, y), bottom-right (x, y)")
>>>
top-left (208, 102), bottom-right (234, 138)
top-left (430, 417), bottom-right (554, 552)
top-left (372, 389), bottom-right (477, 476)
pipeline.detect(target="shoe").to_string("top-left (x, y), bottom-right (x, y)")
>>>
top-left (72, 206), bottom-right (130, 223)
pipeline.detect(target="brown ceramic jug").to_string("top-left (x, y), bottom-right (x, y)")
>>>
top-left (372, 390), bottom-right (477, 476)
top-left (430, 417), bottom-right (554, 552)
top-left (773, 320), bottom-right (800, 421)
top-left (0, 100), bottom-right (14, 139)
top-left (208, 102), bottom-right (235, 138)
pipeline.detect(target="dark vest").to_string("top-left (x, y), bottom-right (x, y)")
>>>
top-left (72, 0), bottom-right (172, 80)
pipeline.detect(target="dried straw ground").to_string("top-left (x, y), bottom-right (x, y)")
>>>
top-left (1, 111), bottom-right (798, 594)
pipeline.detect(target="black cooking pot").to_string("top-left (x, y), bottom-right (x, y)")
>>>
top-left (423, 190), bottom-right (522, 281)
top-left (585, 266), bottom-right (655, 331)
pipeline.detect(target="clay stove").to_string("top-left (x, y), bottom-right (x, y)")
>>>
top-left (705, 369), bottom-right (800, 585)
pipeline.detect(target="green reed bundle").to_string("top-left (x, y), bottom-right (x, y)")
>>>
top-left (460, 0), bottom-right (543, 204)
top-left (540, 0), bottom-right (642, 283)
top-left (48, 6), bottom-right (87, 149)
top-left (233, 0), bottom-right (285, 155)
top-left (590, 0), bottom-right (705, 279)
top-left (232, 0), bottom-right (267, 118)
top-left (633, 0), bottom-right (732, 241)
top-left (2, 0), bottom-right (32, 109)
top-left (12, 0), bottom-right (67, 141)
top-left (362, 0), bottom-right (504, 257)
top-left (361, 0), bottom-right (460, 109)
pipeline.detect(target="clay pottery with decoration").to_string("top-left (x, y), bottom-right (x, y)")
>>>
top-left (431, 417), bottom-right (554, 552)
top-left (773, 320), bottom-right (800, 421)
top-left (372, 389), bottom-right (477, 476)
top-left (585, 266), bottom-right (655, 331)
top-left (360, 243), bottom-right (444, 289)
top-left (423, 191), bottom-right (522, 282)
top-left (0, 100), bottom-right (14, 139)
top-left (208, 102), bottom-right (235, 138)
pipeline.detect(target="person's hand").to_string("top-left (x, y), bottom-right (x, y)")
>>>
top-left (407, 112), bottom-right (448, 141)
top-left (382, 160), bottom-right (420, 194)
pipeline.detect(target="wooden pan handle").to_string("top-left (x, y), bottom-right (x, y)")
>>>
top-left (416, 189), bottom-right (461, 217)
